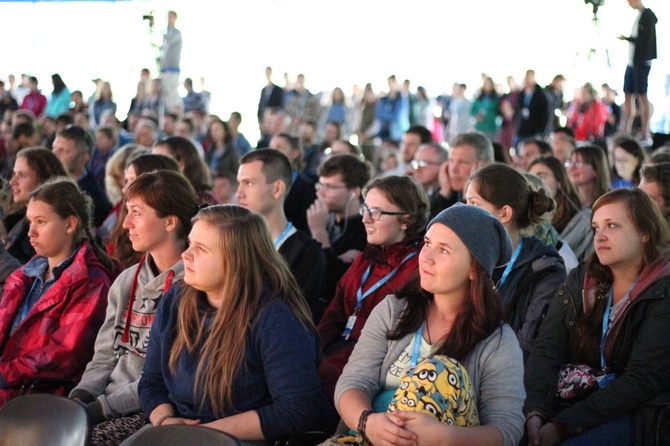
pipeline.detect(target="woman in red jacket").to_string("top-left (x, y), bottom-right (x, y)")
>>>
top-left (567, 83), bottom-right (608, 143)
top-left (0, 177), bottom-right (116, 405)
top-left (318, 175), bottom-right (429, 401)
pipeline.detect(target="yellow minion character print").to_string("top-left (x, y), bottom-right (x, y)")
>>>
top-left (388, 356), bottom-right (479, 426)
top-left (320, 356), bottom-right (479, 446)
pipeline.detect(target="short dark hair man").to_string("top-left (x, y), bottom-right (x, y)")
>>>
top-left (53, 126), bottom-right (112, 227)
top-left (237, 149), bottom-right (326, 320)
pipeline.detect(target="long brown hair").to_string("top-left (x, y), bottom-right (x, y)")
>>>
top-left (30, 177), bottom-right (115, 272)
top-left (572, 145), bottom-right (611, 203)
top-left (168, 205), bottom-right (314, 414)
top-left (572, 188), bottom-right (670, 365)
top-left (388, 262), bottom-right (504, 362)
top-left (528, 156), bottom-right (583, 233)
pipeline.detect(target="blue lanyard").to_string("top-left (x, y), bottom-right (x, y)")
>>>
top-left (355, 252), bottom-right (417, 310)
top-left (498, 239), bottom-right (523, 288)
top-left (410, 323), bottom-right (425, 370)
top-left (601, 280), bottom-right (637, 370)
top-left (273, 222), bottom-right (294, 248)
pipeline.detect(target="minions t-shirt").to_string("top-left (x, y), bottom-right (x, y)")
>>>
top-left (385, 333), bottom-right (438, 389)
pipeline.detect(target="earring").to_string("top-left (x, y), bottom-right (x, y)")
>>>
top-left (67, 229), bottom-right (73, 234)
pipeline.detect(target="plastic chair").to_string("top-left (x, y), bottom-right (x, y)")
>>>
top-left (19, 378), bottom-right (77, 396)
top-left (0, 394), bottom-right (90, 446)
top-left (273, 431), bottom-right (330, 446)
top-left (125, 425), bottom-right (243, 446)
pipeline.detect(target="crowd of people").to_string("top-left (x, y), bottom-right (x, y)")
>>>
top-left (0, 1), bottom-right (667, 445)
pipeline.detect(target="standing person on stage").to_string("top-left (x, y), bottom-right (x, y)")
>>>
top-left (618, 0), bottom-right (657, 145)
top-left (160, 11), bottom-right (182, 114)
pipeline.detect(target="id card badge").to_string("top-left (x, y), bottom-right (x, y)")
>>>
top-left (521, 108), bottom-right (530, 119)
top-left (341, 315), bottom-right (357, 340)
top-left (596, 373), bottom-right (616, 389)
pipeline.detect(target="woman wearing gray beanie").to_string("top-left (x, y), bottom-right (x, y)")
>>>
top-left (333, 203), bottom-right (526, 446)
top-left (466, 163), bottom-right (567, 362)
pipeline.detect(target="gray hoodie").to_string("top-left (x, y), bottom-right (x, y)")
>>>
top-left (70, 254), bottom-right (184, 419)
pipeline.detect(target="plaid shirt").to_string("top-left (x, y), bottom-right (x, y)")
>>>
top-left (0, 242), bottom-right (115, 404)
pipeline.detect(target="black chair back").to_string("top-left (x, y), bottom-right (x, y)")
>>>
top-left (125, 425), bottom-right (243, 446)
top-left (0, 394), bottom-right (90, 446)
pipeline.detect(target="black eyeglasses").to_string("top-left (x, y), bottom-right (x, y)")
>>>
top-left (359, 204), bottom-right (407, 221)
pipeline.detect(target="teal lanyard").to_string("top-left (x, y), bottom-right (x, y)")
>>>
top-left (410, 323), bottom-right (425, 370)
top-left (355, 252), bottom-right (417, 311)
top-left (498, 239), bottom-right (523, 288)
top-left (273, 222), bottom-right (294, 248)
top-left (601, 279), bottom-right (637, 370)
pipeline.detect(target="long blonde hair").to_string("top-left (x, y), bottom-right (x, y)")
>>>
top-left (168, 205), bottom-right (314, 414)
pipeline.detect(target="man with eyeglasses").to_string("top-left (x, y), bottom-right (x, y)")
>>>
top-left (409, 143), bottom-right (448, 195)
top-left (430, 131), bottom-right (495, 219)
top-left (307, 154), bottom-right (371, 309)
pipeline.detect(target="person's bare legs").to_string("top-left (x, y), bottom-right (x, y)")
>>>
top-left (638, 93), bottom-right (651, 138)
top-left (622, 92), bottom-right (635, 134)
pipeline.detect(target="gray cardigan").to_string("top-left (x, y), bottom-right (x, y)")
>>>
top-left (335, 295), bottom-right (526, 446)
top-left (71, 255), bottom-right (184, 419)
top-left (560, 208), bottom-right (592, 263)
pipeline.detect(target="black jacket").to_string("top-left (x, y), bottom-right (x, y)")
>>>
top-left (492, 236), bottom-right (566, 361)
top-left (278, 230), bottom-right (326, 323)
top-left (524, 257), bottom-right (670, 437)
top-left (628, 8), bottom-right (657, 64)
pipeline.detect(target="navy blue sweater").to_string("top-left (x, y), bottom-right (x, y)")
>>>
top-left (138, 285), bottom-right (331, 439)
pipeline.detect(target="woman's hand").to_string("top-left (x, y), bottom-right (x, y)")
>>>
top-left (537, 422), bottom-right (560, 446)
top-left (365, 412), bottom-right (416, 446)
top-left (160, 417), bottom-right (200, 426)
top-left (394, 410), bottom-right (448, 446)
top-left (526, 416), bottom-right (543, 446)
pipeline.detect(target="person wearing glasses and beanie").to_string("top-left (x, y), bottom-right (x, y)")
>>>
top-left (318, 175), bottom-right (429, 403)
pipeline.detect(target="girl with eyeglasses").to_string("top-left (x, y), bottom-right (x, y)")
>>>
top-left (318, 175), bottom-right (429, 403)
top-left (565, 145), bottom-right (611, 209)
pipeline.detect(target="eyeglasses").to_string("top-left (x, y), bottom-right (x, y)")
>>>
top-left (564, 161), bottom-right (587, 169)
top-left (410, 159), bottom-right (441, 169)
top-left (315, 182), bottom-right (348, 191)
top-left (359, 204), bottom-right (407, 221)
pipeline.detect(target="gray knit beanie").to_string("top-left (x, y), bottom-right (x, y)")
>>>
top-left (427, 203), bottom-right (513, 278)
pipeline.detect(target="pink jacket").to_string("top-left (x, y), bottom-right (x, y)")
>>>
top-left (0, 241), bottom-right (115, 405)
top-left (20, 91), bottom-right (47, 118)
